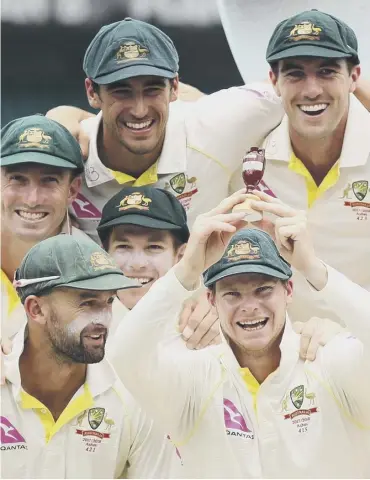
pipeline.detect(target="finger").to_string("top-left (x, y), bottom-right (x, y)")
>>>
top-left (194, 320), bottom-right (220, 350)
top-left (186, 315), bottom-right (219, 349)
top-left (305, 331), bottom-right (322, 361)
top-left (276, 224), bottom-right (303, 251)
top-left (2, 338), bottom-right (12, 355)
top-left (292, 321), bottom-right (304, 335)
top-left (209, 333), bottom-right (222, 346)
top-left (178, 302), bottom-right (195, 333)
top-left (205, 193), bottom-right (249, 217)
top-left (250, 199), bottom-right (297, 218)
top-left (251, 189), bottom-right (283, 204)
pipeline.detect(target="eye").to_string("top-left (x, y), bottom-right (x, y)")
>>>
top-left (9, 174), bottom-right (26, 183)
top-left (116, 244), bottom-right (130, 250)
top-left (42, 176), bottom-right (59, 184)
top-left (145, 86), bottom-right (163, 96)
top-left (224, 291), bottom-right (240, 298)
top-left (80, 300), bottom-right (94, 307)
top-left (286, 70), bottom-right (305, 79)
top-left (147, 244), bottom-right (164, 251)
top-left (319, 68), bottom-right (336, 76)
top-left (112, 88), bottom-right (131, 97)
top-left (256, 286), bottom-right (273, 295)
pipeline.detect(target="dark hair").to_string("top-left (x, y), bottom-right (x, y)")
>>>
top-left (91, 80), bottom-right (100, 94)
top-left (269, 58), bottom-right (358, 78)
top-left (207, 276), bottom-right (288, 294)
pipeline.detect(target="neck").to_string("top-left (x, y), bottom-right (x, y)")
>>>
top-left (1, 227), bottom-right (58, 281)
top-left (289, 114), bottom-right (348, 186)
top-left (98, 124), bottom-right (163, 178)
top-left (235, 346), bottom-right (281, 384)
top-left (19, 329), bottom-right (86, 421)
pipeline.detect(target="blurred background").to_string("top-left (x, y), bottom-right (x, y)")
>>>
top-left (2, 0), bottom-right (369, 124)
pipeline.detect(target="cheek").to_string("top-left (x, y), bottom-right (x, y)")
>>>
top-left (152, 252), bottom-right (176, 275)
top-left (109, 250), bottom-right (131, 270)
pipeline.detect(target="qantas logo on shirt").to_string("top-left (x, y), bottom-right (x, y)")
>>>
top-left (0, 416), bottom-right (27, 450)
top-left (72, 193), bottom-right (101, 219)
top-left (223, 399), bottom-right (254, 439)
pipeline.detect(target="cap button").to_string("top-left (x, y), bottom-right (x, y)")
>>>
top-left (125, 17), bottom-right (132, 21)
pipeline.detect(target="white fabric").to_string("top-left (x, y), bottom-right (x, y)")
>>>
top-left (217, 0), bottom-right (370, 82)
top-left (110, 266), bottom-right (370, 478)
top-left (71, 85), bottom-right (284, 242)
top-left (231, 95), bottom-right (370, 324)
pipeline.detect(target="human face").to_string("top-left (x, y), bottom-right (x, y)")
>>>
top-left (86, 75), bottom-right (179, 156)
top-left (210, 274), bottom-right (293, 356)
top-left (36, 288), bottom-right (116, 364)
top-left (107, 225), bottom-right (184, 309)
top-left (270, 58), bottom-right (360, 140)
top-left (1, 164), bottom-right (80, 242)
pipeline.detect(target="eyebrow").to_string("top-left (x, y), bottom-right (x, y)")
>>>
top-left (107, 78), bottom-right (167, 90)
top-left (4, 166), bottom-right (65, 176)
top-left (280, 59), bottom-right (342, 73)
top-left (78, 292), bottom-right (100, 300)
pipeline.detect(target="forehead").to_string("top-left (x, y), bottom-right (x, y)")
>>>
top-left (279, 57), bottom-right (345, 70)
top-left (106, 75), bottom-right (169, 89)
top-left (111, 224), bottom-right (173, 242)
top-left (50, 287), bottom-right (116, 300)
top-left (216, 273), bottom-right (278, 290)
top-left (2, 163), bottom-right (69, 176)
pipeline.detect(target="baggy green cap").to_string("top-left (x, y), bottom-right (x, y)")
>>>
top-left (1, 114), bottom-right (84, 172)
top-left (14, 234), bottom-right (140, 303)
top-left (203, 229), bottom-right (292, 287)
top-left (97, 186), bottom-right (190, 245)
top-left (83, 18), bottom-right (179, 85)
top-left (266, 9), bottom-right (359, 64)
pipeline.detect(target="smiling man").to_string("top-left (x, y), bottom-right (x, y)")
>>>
top-left (111, 191), bottom-right (370, 478)
top-left (1, 115), bottom-right (85, 339)
top-left (230, 9), bottom-right (370, 324)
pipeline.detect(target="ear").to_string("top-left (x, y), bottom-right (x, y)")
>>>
top-left (24, 295), bottom-right (48, 326)
top-left (67, 175), bottom-right (82, 205)
top-left (285, 279), bottom-right (294, 305)
top-left (207, 288), bottom-right (216, 307)
top-left (269, 69), bottom-right (281, 97)
top-left (85, 78), bottom-right (102, 110)
top-left (174, 242), bottom-right (186, 262)
top-left (349, 65), bottom-right (361, 94)
top-left (170, 75), bottom-right (179, 102)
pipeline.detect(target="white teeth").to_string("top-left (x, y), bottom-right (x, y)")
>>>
top-left (125, 120), bottom-right (152, 130)
top-left (239, 319), bottom-right (265, 327)
top-left (17, 210), bottom-right (47, 220)
top-left (299, 104), bottom-right (328, 112)
top-left (128, 277), bottom-right (152, 285)
top-left (90, 335), bottom-right (101, 339)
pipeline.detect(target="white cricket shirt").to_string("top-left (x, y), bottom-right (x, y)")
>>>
top-left (110, 266), bottom-right (370, 478)
top-left (71, 85), bottom-right (284, 242)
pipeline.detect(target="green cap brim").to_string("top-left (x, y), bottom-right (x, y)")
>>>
top-left (98, 213), bottom-right (188, 235)
top-left (204, 264), bottom-right (290, 287)
top-left (1, 151), bottom-right (82, 170)
top-left (267, 45), bottom-right (353, 63)
top-left (94, 64), bottom-right (177, 85)
top-left (57, 272), bottom-right (140, 291)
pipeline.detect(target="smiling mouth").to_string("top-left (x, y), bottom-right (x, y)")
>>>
top-left (125, 276), bottom-right (154, 286)
top-left (298, 103), bottom-right (328, 116)
top-left (16, 210), bottom-right (48, 221)
top-left (123, 119), bottom-right (154, 132)
top-left (237, 318), bottom-right (269, 331)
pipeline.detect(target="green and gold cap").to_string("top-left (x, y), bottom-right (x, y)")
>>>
top-left (266, 9), bottom-right (359, 64)
top-left (203, 229), bottom-right (292, 287)
top-left (83, 18), bottom-right (179, 84)
top-left (14, 234), bottom-right (140, 303)
top-left (1, 114), bottom-right (84, 172)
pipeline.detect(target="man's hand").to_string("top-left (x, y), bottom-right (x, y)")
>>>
top-left (294, 317), bottom-right (344, 361)
top-left (250, 190), bottom-right (328, 290)
top-left (46, 106), bottom-right (93, 159)
top-left (179, 291), bottom-right (221, 349)
top-left (174, 191), bottom-right (248, 290)
top-left (1, 337), bottom-right (12, 385)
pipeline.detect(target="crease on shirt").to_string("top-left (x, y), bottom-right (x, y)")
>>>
top-left (305, 367), bottom-right (370, 430)
top-left (186, 144), bottom-right (232, 176)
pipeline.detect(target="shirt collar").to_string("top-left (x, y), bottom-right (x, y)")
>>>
top-left (263, 95), bottom-right (370, 168)
top-left (5, 324), bottom-right (117, 400)
top-left (82, 101), bottom-right (187, 188)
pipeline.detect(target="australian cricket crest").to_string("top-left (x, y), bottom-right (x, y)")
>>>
top-left (290, 385), bottom-right (304, 409)
top-left (88, 407), bottom-right (105, 430)
top-left (170, 173), bottom-right (186, 194)
top-left (352, 180), bottom-right (369, 201)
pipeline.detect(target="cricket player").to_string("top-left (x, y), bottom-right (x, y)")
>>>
top-left (109, 191), bottom-right (370, 478)
top-left (1, 115), bottom-right (85, 340)
top-left (46, 17), bottom-right (286, 242)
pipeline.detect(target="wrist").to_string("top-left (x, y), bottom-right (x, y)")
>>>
top-left (174, 259), bottom-right (202, 292)
top-left (300, 258), bottom-right (328, 291)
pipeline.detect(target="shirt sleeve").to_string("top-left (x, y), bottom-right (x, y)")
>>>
top-left (185, 83), bottom-right (283, 174)
top-left (108, 268), bottom-right (225, 438)
top-left (309, 265), bottom-right (370, 425)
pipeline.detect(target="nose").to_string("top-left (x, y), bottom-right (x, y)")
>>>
top-left (130, 93), bottom-right (148, 119)
top-left (240, 296), bottom-right (259, 315)
top-left (125, 250), bottom-right (149, 270)
top-left (301, 75), bottom-right (324, 100)
top-left (25, 183), bottom-right (44, 208)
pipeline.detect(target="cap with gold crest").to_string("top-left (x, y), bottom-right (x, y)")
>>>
top-left (14, 234), bottom-right (140, 303)
top-left (83, 17), bottom-right (179, 84)
top-left (266, 9), bottom-right (359, 64)
top-left (97, 186), bottom-right (190, 244)
top-left (1, 114), bottom-right (84, 172)
top-left (203, 229), bottom-right (292, 287)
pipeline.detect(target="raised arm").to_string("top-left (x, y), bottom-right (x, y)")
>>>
top-left (354, 77), bottom-right (370, 112)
